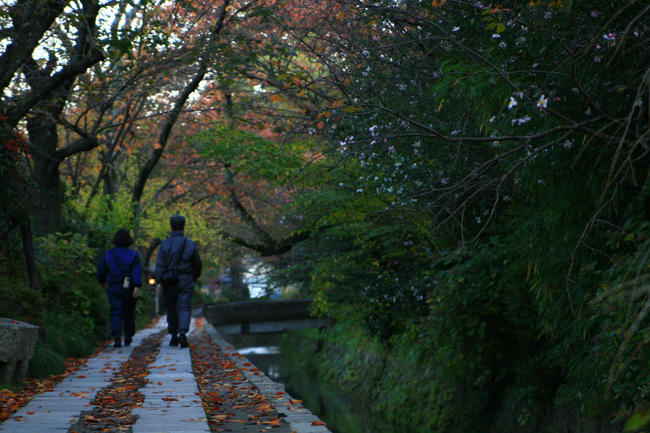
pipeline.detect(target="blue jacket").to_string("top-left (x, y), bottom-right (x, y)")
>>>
top-left (155, 231), bottom-right (202, 289)
top-left (97, 247), bottom-right (143, 292)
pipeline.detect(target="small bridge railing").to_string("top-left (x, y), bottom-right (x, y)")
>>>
top-left (203, 299), bottom-right (328, 334)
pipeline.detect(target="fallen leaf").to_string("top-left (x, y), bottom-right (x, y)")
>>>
top-left (312, 420), bottom-right (327, 426)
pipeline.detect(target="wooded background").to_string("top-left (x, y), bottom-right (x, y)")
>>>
top-left (1, 0), bottom-right (649, 431)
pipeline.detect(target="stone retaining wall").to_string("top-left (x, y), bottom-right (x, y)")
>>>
top-left (0, 318), bottom-right (39, 383)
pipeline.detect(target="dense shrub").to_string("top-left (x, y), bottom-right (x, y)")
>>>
top-left (36, 233), bottom-right (108, 338)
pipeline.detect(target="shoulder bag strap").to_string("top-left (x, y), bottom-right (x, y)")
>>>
top-left (171, 238), bottom-right (186, 268)
top-left (111, 249), bottom-right (135, 277)
top-left (110, 248), bottom-right (125, 277)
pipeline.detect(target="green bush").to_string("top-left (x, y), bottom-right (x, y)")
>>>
top-left (41, 311), bottom-right (96, 358)
top-left (281, 325), bottom-right (454, 433)
top-left (0, 271), bottom-right (46, 327)
top-left (28, 341), bottom-right (66, 379)
top-left (35, 232), bottom-right (108, 337)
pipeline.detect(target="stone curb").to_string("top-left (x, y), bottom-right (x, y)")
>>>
top-left (203, 321), bottom-right (332, 433)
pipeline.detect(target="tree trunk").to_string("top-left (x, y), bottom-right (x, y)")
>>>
top-left (27, 113), bottom-right (62, 235)
top-left (20, 218), bottom-right (39, 291)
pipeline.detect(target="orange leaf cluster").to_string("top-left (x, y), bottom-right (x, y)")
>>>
top-left (190, 331), bottom-right (289, 429)
top-left (70, 332), bottom-right (165, 432)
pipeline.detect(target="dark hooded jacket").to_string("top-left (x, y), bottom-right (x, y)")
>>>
top-left (97, 247), bottom-right (142, 292)
top-left (154, 230), bottom-right (202, 289)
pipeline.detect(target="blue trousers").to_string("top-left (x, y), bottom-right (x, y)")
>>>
top-left (108, 289), bottom-right (136, 340)
top-left (163, 285), bottom-right (193, 335)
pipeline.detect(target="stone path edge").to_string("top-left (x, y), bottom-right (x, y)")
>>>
top-left (203, 321), bottom-right (332, 433)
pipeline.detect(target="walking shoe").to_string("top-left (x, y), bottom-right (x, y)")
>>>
top-left (124, 337), bottom-right (132, 347)
top-left (114, 339), bottom-right (122, 348)
top-left (169, 334), bottom-right (179, 347)
top-left (178, 333), bottom-right (188, 348)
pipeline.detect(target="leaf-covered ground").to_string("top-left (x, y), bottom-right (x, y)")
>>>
top-left (1, 326), bottom-right (296, 432)
top-left (190, 331), bottom-right (292, 432)
top-left (0, 341), bottom-right (111, 423)
top-left (68, 331), bottom-right (165, 433)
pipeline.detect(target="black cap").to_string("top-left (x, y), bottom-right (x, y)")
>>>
top-left (170, 214), bottom-right (185, 231)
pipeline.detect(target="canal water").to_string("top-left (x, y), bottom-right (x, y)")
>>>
top-left (222, 333), bottom-right (401, 433)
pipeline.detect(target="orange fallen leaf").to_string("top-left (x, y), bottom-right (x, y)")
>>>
top-left (174, 378), bottom-right (183, 382)
top-left (312, 420), bottom-right (327, 426)
top-left (26, 411), bottom-right (35, 415)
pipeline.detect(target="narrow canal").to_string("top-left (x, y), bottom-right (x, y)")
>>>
top-left (222, 333), bottom-right (401, 433)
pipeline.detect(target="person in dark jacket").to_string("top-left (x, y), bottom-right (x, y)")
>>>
top-left (97, 229), bottom-right (142, 348)
top-left (155, 214), bottom-right (202, 348)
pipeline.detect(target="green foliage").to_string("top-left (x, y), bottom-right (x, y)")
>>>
top-left (625, 409), bottom-right (650, 432)
top-left (28, 342), bottom-right (66, 379)
top-left (193, 123), bottom-right (308, 185)
top-left (0, 269), bottom-right (46, 326)
top-left (135, 286), bottom-right (157, 330)
top-left (28, 311), bottom-right (97, 378)
top-left (35, 233), bottom-right (107, 337)
top-left (281, 325), bottom-right (454, 433)
top-left (66, 189), bottom-right (135, 249)
top-left (263, 0), bottom-right (649, 430)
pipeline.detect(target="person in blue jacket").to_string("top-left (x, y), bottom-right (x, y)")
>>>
top-left (155, 214), bottom-right (202, 348)
top-left (97, 229), bottom-right (142, 348)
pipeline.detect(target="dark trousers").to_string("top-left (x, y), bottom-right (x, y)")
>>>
top-left (163, 285), bottom-right (193, 335)
top-left (108, 289), bottom-right (136, 340)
